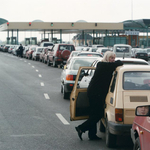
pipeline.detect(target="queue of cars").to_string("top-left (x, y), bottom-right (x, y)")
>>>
top-left (1, 43), bottom-right (150, 149)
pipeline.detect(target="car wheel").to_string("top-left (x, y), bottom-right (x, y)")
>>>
top-left (61, 84), bottom-right (63, 93)
top-left (53, 58), bottom-right (57, 67)
top-left (99, 119), bottom-right (105, 132)
top-left (133, 137), bottom-right (141, 150)
top-left (47, 59), bottom-right (51, 66)
top-left (105, 118), bottom-right (117, 148)
top-left (63, 85), bottom-right (69, 99)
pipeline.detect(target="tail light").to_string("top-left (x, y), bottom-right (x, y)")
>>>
top-left (66, 75), bottom-right (74, 81)
top-left (115, 109), bottom-right (123, 122)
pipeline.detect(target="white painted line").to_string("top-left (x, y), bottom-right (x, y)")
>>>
top-left (32, 66), bottom-right (35, 68)
top-left (20, 59), bottom-right (22, 60)
top-left (39, 74), bottom-right (42, 77)
top-left (41, 82), bottom-right (44, 86)
top-left (28, 63), bottom-right (31, 65)
top-left (24, 60), bottom-right (27, 62)
top-left (10, 134), bottom-right (45, 137)
top-left (44, 93), bottom-right (50, 99)
top-left (56, 113), bottom-right (70, 125)
top-left (36, 70), bottom-right (39, 72)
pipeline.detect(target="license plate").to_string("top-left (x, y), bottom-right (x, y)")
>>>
top-left (140, 54), bottom-right (144, 56)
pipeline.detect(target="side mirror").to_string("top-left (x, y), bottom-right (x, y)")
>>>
top-left (135, 105), bottom-right (150, 116)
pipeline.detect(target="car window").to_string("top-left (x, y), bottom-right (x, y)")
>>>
top-left (71, 58), bottom-right (95, 70)
top-left (110, 71), bottom-right (118, 93)
top-left (59, 45), bottom-right (75, 51)
top-left (78, 53), bottom-right (100, 57)
top-left (116, 46), bottom-right (129, 52)
top-left (123, 71), bottom-right (150, 90)
top-left (44, 43), bottom-right (53, 47)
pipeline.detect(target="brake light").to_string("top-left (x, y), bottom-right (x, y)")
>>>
top-left (115, 109), bottom-right (123, 122)
top-left (66, 75), bottom-right (73, 80)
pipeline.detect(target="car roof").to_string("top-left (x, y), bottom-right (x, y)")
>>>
top-left (116, 65), bottom-right (150, 73)
top-left (71, 56), bottom-right (102, 60)
top-left (93, 57), bottom-right (149, 65)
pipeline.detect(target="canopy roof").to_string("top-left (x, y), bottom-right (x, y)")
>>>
top-left (123, 19), bottom-right (150, 31)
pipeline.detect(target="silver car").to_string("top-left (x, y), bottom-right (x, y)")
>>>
top-left (60, 56), bottom-right (99, 99)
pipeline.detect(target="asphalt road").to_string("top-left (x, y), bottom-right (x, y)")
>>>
top-left (0, 52), bottom-right (134, 150)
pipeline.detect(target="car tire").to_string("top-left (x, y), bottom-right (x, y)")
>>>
top-left (99, 119), bottom-right (105, 132)
top-left (47, 59), bottom-right (51, 66)
top-left (133, 137), bottom-right (141, 150)
top-left (61, 84), bottom-right (63, 93)
top-left (105, 118), bottom-right (117, 148)
top-left (53, 58), bottom-right (57, 67)
top-left (61, 50), bottom-right (70, 60)
top-left (63, 85), bottom-right (69, 99)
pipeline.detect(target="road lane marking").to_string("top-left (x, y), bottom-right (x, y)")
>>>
top-left (44, 93), bottom-right (50, 99)
top-left (32, 66), bottom-right (35, 68)
top-left (39, 74), bottom-right (42, 77)
top-left (20, 59), bottom-right (22, 60)
top-left (36, 70), bottom-right (39, 72)
top-left (10, 134), bottom-right (45, 137)
top-left (24, 60), bottom-right (27, 62)
top-left (56, 113), bottom-right (70, 125)
top-left (28, 63), bottom-right (31, 65)
top-left (41, 82), bottom-right (44, 86)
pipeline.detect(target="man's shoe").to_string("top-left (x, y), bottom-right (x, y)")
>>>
top-left (75, 127), bottom-right (83, 140)
top-left (89, 135), bottom-right (102, 140)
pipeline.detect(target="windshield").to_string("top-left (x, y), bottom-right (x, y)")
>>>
top-left (123, 71), bottom-right (150, 90)
top-left (116, 46), bottom-right (129, 53)
top-left (71, 58), bottom-right (96, 70)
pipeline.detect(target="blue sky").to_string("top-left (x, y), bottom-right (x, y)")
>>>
top-left (1, 0), bottom-right (150, 42)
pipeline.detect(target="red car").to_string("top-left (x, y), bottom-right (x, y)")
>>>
top-left (26, 45), bottom-right (38, 59)
top-left (131, 105), bottom-right (150, 150)
top-left (47, 44), bottom-right (75, 67)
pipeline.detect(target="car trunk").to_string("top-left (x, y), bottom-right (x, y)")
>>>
top-left (123, 91), bottom-right (150, 124)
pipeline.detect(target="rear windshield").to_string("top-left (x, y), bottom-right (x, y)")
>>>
top-left (71, 58), bottom-right (95, 70)
top-left (116, 46), bottom-right (129, 53)
top-left (59, 45), bottom-right (75, 51)
top-left (44, 43), bottom-right (53, 47)
top-left (102, 49), bottom-right (109, 52)
top-left (123, 71), bottom-right (150, 90)
top-left (78, 53), bottom-right (100, 57)
top-left (37, 48), bottom-right (43, 52)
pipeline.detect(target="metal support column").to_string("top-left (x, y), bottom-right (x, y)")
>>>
top-left (44, 30), bottom-right (45, 39)
top-left (85, 32), bottom-right (87, 46)
top-left (146, 27), bottom-right (148, 48)
top-left (93, 30), bottom-right (95, 44)
top-left (60, 29), bottom-right (62, 43)
top-left (7, 30), bottom-right (9, 44)
top-left (105, 30), bottom-right (108, 47)
top-left (11, 30), bottom-right (13, 45)
top-left (51, 30), bottom-right (53, 42)
top-left (82, 30), bottom-right (84, 45)
top-left (17, 29), bottom-right (19, 45)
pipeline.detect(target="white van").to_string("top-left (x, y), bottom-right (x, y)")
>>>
top-left (113, 44), bottom-right (132, 58)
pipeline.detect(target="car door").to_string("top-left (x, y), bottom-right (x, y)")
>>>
top-left (70, 66), bottom-right (95, 121)
top-left (142, 117), bottom-right (150, 150)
